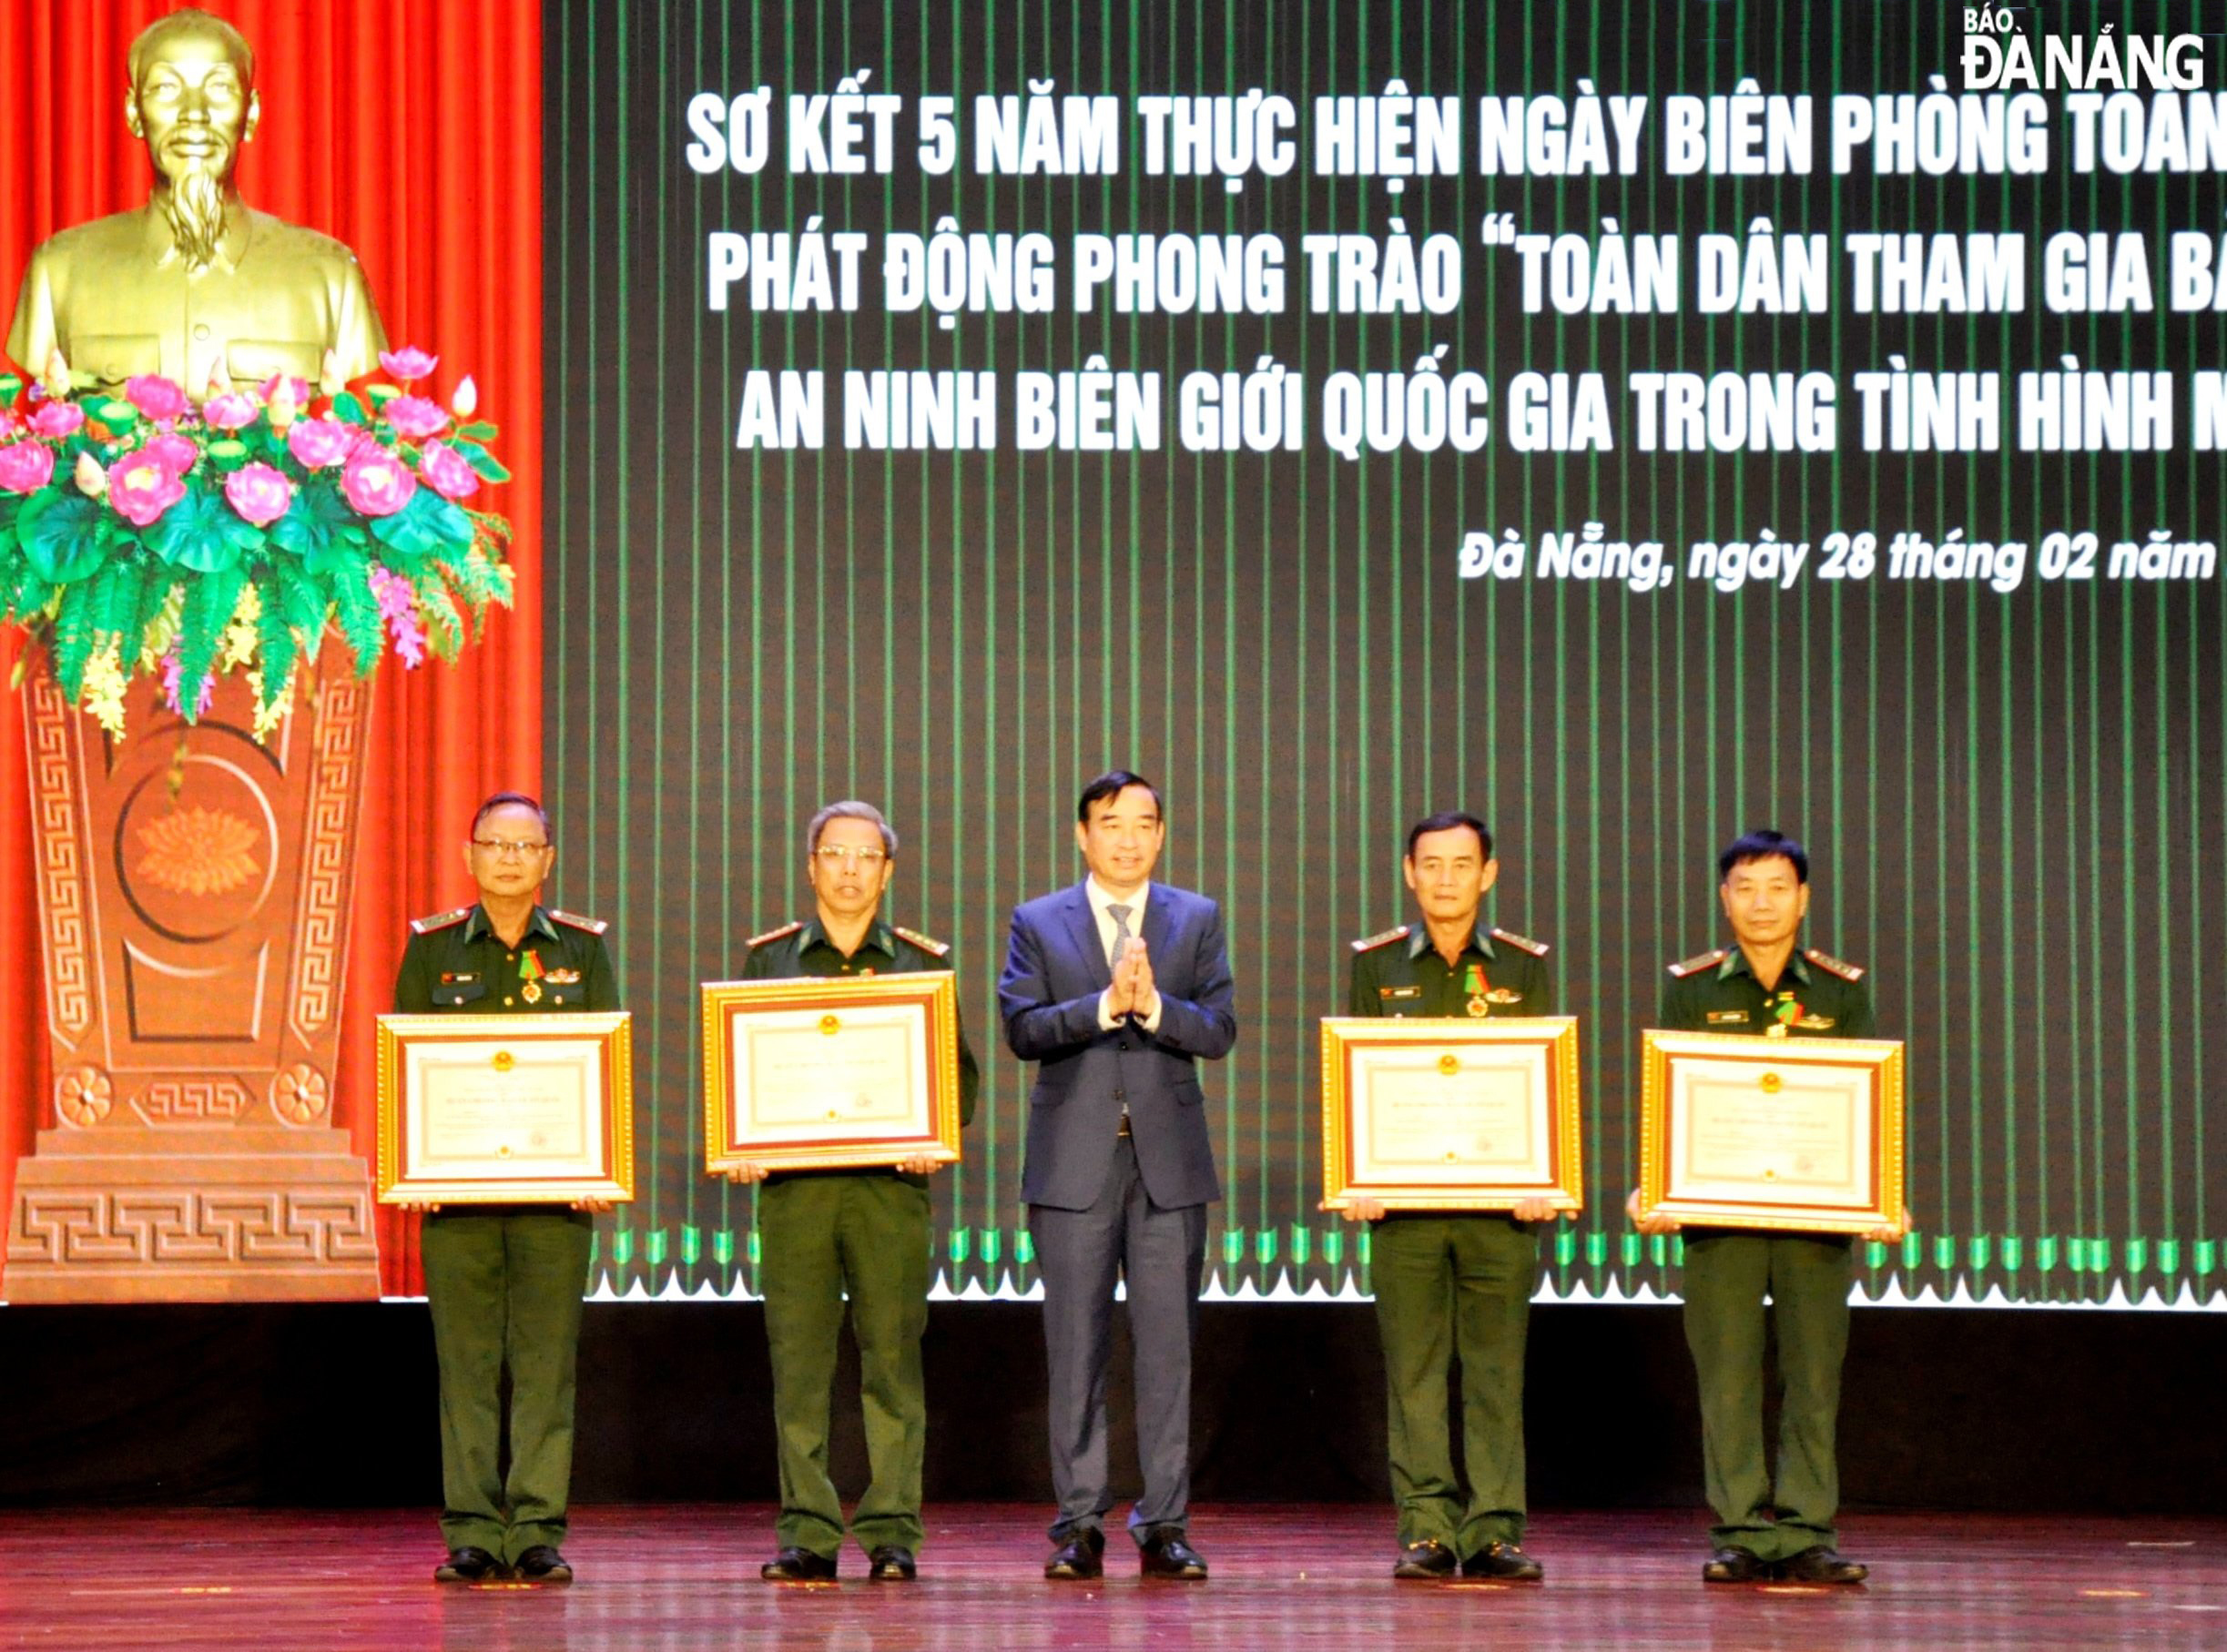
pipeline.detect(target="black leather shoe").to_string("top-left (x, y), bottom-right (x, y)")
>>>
top-left (514, 1546), bottom-right (574, 1585)
top-left (762, 1546), bottom-right (838, 1582)
top-left (1044, 1528), bottom-right (1105, 1581)
top-left (1392, 1540), bottom-right (1457, 1580)
top-left (867, 1546), bottom-right (918, 1582)
top-left (1702, 1546), bottom-right (1772, 1583)
top-left (1780, 1546), bottom-right (1869, 1585)
top-left (432, 1546), bottom-right (505, 1584)
top-left (1137, 1525), bottom-right (1208, 1580)
top-left (1461, 1541), bottom-right (1544, 1582)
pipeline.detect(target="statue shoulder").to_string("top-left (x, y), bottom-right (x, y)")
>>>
top-left (246, 208), bottom-right (367, 271)
top-left (30, 210), bottom-right (144, 267)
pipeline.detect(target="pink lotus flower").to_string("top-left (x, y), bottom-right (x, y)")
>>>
top-left (201, 392), bottom-right (260, 431)
top-left (29, 401), bottom-right (85, 438)
top-left (417, 439), bottom-right (481, 502)
top-left (0, 441), bottom-right (55, 494)
top-left (287, 417), bottom-right (356, 470)
top-left (108, 454), bottom-right (188, 526)
top-left (144, 432), bottom-right (200, 474)
top-left (378, 346), bottom-right (439, 383)
top-left (383, 394), bottom-right (448, 440)
top-left (259, 371), bottom-right (312, 410)
top-left (125, 375), bottom-right (189, 422)
top-left (222, 461), bottom-right (293, 527)
top-left (341, 445), bottom-right (416, 516)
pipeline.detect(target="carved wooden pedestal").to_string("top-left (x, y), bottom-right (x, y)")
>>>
top-left (7, 654), bottom-right (381, 1301)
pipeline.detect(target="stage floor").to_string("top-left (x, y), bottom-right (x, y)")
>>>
top-left (0, 1505), bottom-right (2221, 1650)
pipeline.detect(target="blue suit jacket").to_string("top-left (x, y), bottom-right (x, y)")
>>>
top-left (999, 880), bottom-right (1237, 1211)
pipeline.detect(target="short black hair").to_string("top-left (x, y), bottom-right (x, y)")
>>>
top-left (1404, 811), bottom-right (1492, 862)
top-left (472, 790), bottom-right (552, 842)
top-left (1719, 827), bottom-right (1807, 883)
top-left (1077, 769), bottom-right (1164, 824)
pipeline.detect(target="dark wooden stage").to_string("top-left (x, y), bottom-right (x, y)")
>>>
top-left (1, 1505), bottom-right (2221, 1650)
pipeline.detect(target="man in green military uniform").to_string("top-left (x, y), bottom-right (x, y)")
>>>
top-left (1628, 828), bottom-right (1907, 1586)
top-left (393, 790), bottom-right (618, 1586)
top-left (1339, 811), bottom-right (1562, 1584)
top-left (724, 801), bottom-right (980, 1584)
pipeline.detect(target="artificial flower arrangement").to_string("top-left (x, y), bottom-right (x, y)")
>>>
top-left (0, 344), bottom-right (512, 739)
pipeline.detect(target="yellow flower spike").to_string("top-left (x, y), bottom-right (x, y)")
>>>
top-left (43, 349), bottom-right (71, 401)
top-left (74, 451), bottom-right (107, 498)
top-left (319, 349), bottom-right (345, 398)
top-left (80, 644), bottom-right (128, 739)
top-left (268, 379), bottom-right (299, 431)
top-left (452, 375), bottom-right (478, 420)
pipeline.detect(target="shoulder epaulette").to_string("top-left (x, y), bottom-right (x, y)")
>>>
top-left (1490, 926), bottom-right (1550, 957)
top-left (1805, 947), bottom-right (1866, 981)
top-left (410, 907), bottom-right (471, 935)
top-left (1350, 924), bottom-right (1411, 954)
top-left (746, 918), bottom-right (806, 949)
top-left (549, 908), bottom-right (608, 936)
top-left (1667, 948), bottom-right (1728, 978)
top-left (891, 925), bottom-right (951, 958)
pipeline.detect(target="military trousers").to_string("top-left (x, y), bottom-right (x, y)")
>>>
top-left (758, 1172), bottom-right (933, 1557)
top-left (1680, 1231), bottom-right (1853, 1559)
top-left (1370, 1213), bottom-right (1536, 1554)
top-left (421, 1208), bottom-right (594, 1563)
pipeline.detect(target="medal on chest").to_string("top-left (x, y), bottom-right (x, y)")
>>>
top-left (1766, 988), bottom-right (1801, 1039)
top-left (1464, 962), bottom-right (1490, 1019)
top-left (520, 948), bottom-right (545, 1005)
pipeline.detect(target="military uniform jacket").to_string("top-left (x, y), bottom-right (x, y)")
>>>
top-left (744, 917), bottom-right (981, 1185)
top-left (394, 903), bottom-right (619, 1016)
top-left (1347, 922), bottom-right (1554, 1020)
top-left (1658, 944), bottom-right (1872, 1040)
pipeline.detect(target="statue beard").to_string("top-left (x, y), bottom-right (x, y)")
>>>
top-left (161, 165), bottom-right (229, 275)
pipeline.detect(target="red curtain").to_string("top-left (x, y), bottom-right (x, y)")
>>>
top-left (0, 0), bottom-right (543, 1296)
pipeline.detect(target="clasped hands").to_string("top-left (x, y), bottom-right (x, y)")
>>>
top-left (1100, 936), bottom-right (1161, 1024)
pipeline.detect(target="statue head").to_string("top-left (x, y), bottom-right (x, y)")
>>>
top-left (123, 9), bottom-right (260, 273)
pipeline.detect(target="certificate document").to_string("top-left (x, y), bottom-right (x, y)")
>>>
top-left (1320, 1017), bottom-right (1583, 1212)
top-left (702, 972), bottom-right (962, 1173)
top-left (375, 1011), bottom-right (635, 1204)
top-left (1638, 1030), bottom-right (1905, 1234)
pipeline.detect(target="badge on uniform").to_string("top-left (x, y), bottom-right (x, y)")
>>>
top-left (1378, 985), bottom-right (1422, 1001)
top-left (1706, 1009), bottom-right (1748, 1026)
top-left (1483, 988), bottom-right (1523, 1005)
top-left (544, 968), bottom-right (582, 985)
top-left (519, 948), bottom-right (545, 1004)
top-left (1463, 963), bottom-right (1490, 1018)
top-left (440, 972), bottom-right (480, 986)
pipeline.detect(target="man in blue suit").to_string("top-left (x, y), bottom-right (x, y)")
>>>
top-left (999, 771), bottom-right (1237, 1581)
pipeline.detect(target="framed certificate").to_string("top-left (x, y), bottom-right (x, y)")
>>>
top-left (1319, 1017), bottom-right (1584, 1212)
top-left (375, 1011), bottom-right (636, 1204)
top-left (1637, 1030), bottom-right (1905, 1234)
top-left (701, 972), bottom-right (963, 1174)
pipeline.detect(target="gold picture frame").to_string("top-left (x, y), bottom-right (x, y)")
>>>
top-left (1319, 1016), bottom-right (1584, 1212)
top-left (375, 1011), bottom-right (636, 1204)
top-left (701, 971), bottom-right (963, 1174)
top-left (1638, 1029), bottom-right (1906, 1234)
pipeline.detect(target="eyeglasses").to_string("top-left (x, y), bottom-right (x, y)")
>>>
top-left (472, 837), bottom-right (550, 859)
top-left (813, 845), bottom-right (888, 867)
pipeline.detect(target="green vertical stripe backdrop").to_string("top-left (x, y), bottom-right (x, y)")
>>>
top-left (547, 0), bottom-right (2227, 1306)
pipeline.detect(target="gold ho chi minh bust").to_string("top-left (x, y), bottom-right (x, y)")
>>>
top-left (6, 7), bottom-right (387, 398)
